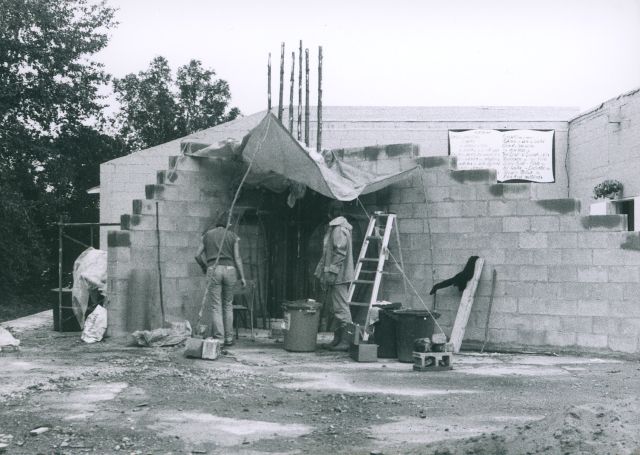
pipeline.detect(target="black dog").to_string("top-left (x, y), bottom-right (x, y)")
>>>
top-left (429, 256), bottom-right (480, 295)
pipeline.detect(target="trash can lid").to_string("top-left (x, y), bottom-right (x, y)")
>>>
top-left (282, 299), bottom-right (322, 310)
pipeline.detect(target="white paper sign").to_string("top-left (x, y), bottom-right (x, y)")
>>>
top-left (449, 129), bottom-right (554, 182)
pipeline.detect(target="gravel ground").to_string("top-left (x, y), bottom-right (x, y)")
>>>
top-left (1, 311), bottom-right (639, 455)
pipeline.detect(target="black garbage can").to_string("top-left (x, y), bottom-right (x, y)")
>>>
top-left (374, 309), bottom-right (398, 358)
top-left (394, 310), bottom-right (440, 362)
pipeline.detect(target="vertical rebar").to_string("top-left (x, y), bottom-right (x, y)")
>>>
top-left (317, 46), bottom-right (323, 152)
top-left (289, 51), bottom-right (295, 132)
top-left (267, 53), bottom-right (272, 112)
top-left (278, 42), bottom-right (284, 121)
top-left (304, 48), bottom-right (310, 147)
top-left (297, 40), bottom-right (303, 140)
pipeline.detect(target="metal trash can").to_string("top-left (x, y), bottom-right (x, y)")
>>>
top-left (283, 300), bottom-right (322, 352)
top-left (393, 310), bottom-right (440, 362)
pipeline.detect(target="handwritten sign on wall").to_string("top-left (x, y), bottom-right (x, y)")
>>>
top-left (448, 129), bottom-right (555, 183)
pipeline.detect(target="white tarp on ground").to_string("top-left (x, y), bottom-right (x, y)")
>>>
top-left (71, 247), bottom-right (107, 329)
top-left (181, 113), bottom-right (418, 201)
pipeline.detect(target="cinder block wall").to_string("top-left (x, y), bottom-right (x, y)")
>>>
top-left (105, 156), bottom-right (268, 336)
top-left (101, 107), bottom-right (576, 249)
top-left (369, 157), bottom-right (640, 355)
top-left (568, 87), bottom-right (640, 211)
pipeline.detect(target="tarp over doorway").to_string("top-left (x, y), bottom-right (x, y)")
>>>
top-left (181, 113), bottom-right (418, 201)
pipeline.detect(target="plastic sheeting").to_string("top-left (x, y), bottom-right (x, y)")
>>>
top-left (181, 113), bottom-right (418, 202)
top-left (71, 248), bottom-right (107, 329)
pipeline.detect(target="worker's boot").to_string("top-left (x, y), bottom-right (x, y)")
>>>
top-left (329, 324), bottom-right (350, 352)
top-left (322, 326), bottom-right (342, 349)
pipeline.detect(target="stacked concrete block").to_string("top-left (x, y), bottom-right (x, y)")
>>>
top-left (568, 88), bottom-right (640, 212)
top-left (364, 154), bottom-right (640, 355)
top-left (106, 155), bottom-right (236, 336)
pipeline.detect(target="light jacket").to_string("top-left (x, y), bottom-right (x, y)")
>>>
top-left (314, 216), bottom-right (355, 284)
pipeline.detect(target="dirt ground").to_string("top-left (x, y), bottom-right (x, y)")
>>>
top-left (1, 312), bottom-right (640, 455)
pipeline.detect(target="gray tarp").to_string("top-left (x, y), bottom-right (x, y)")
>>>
top-left (181, 113), bottom-right (418, 201)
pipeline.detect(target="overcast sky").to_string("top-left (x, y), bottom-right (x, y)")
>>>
top-left (95, 0), bottom-right (640, 116)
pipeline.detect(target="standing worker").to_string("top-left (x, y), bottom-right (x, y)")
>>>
top-left (315, 201), bottom-right (355, 351)
top-left (196, 216), bottom-right (246, 346)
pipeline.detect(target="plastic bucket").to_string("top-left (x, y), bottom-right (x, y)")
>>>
top-left (283, 300), bottom-right (322, 352)
top-left (375, 309), bottom-right (398, 358)
top-left (393, 310), bottom-right (440, 362)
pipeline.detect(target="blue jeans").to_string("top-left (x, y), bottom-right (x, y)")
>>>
top-left (202, 265), bottom-right (237, 342)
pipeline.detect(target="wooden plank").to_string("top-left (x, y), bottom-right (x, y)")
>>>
top-left (449, 258), bottom-right (484, 353)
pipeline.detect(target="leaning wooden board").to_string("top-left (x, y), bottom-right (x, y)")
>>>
top-left (449, 258), bottom-right (484, 353)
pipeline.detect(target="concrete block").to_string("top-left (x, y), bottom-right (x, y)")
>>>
top-left (398, 218), bottom-right (423, 234)
top-left (530, 216), bottom-right (560, 232)
top-left (576, 333), bottom-right (609, 349)
top-left (503, 249), bottom-right (533, 265)
top-left (108, 247), bottom-right (130, 263)
top-left (544, 299), bottom-right (578, 316)
top-left (577, 266), bottom-right (608, 283)
top-left (424, 186), bottom-right (450, 202)
top-left (623, 283), bottom-right (640, 301)
top-left (561, 249), bottom-right (593, 265)
top-left (578, 232), bottom-right (618, 249)
top-left (475, 218), bottom-right (503, 232)
top-left (504, 282), bottom-right (533, 297)
top-left (400, 188), bottom-right (424, 204)
top-left (519, 232), bottom-right (548, 249)
top-left (607, 335), bottom-right (639, 353)
top-left (591, 249), bottom-right (622, 266)
top-left (449, 185), bottom-right (477, 201)
top-left (427, 218), bottom-right (449, 233)
top-left (607, 266), bottom-right (640, 283)
top-left (503, 217), bottom-right (530, 232)
top-left (519, 265), bottom-right (548, 282)
top-left (545, 232), bottom-right (576, 249)
top-left (547, 265), bottom-right (578, 282)
top-left (488, 200), bottom-right (519, 217)
top-left (492, 297), bottom-right (518, 313)
top-left (108, 231), bottom-right (131, 248)
top-left (416, 156), bottom-right (452, 169)
top-left (434, 202), bottom-right (464, 218)
top-left (461, 201), bottom-right (489, 217)
top-left (531, 282), bottom-right (561, 299)
top-left (488, 233), bottom-right (519, 249)
top-left (581, 283), bottom-right (623, 301)
top-left (532, 249), bottom-right (562, 265)
top-left (448, 217), bottom-right (476, 233)
top-left (545, 331), bottom-right (577, 347)
top-left (577, 300), bottom-right (610, 316)
top-left (449, 169), bottom-right (496, 184)
top-left (580, 215), bottom-right (626, 231)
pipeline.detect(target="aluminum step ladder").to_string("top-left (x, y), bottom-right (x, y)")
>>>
top-left (347, 212), bottom-right (406, 341)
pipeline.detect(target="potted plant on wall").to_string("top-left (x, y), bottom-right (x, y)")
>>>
top-left (593, 179), bottom-right (623, 199)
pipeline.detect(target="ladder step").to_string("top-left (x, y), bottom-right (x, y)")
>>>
top-left (358, 258), bottom-right (379, 263)
top-left (374, 212), bottom-right (393, 217)
top-left (353, 279), bottom-right (375, 284)
top-left (348, 302), bottom-right (370, 307)
top-left (366, 236), bottom-right (382, 241)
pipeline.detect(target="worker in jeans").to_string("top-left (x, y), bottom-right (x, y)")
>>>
top-left (315, 201), bottom-right (355, 351)
top-left (196, 220), bottom-right (246, 346)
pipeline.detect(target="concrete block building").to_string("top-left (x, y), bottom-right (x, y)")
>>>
top-left (100, 88), bottom-right (640, 356)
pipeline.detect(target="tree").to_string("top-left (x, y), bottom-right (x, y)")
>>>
top-left (0, 0), bottom-right (120, 298)
top-left (113, 57), bottom-right (240, 151)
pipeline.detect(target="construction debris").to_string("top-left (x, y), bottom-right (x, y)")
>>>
top-left (131, 320), bottom-right (192, 347)
top-left (0, 327), bottom-right (19, 352)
